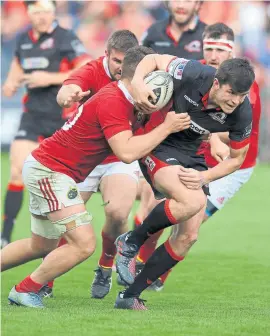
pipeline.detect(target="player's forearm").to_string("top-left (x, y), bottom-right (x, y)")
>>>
top-left (57, 84), bottom-right (82, 107)
top-left (117, 124), bottom-right (170, 163)
top-left (202, 156), bottom-right (245, 183)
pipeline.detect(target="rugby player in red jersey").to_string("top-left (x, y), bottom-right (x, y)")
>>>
top-left (1, 46), bottom-right (191, 308)
top-left (130, 23), bottom-right (262, 293)
top-left (39, 30), bottom-right (141, 299)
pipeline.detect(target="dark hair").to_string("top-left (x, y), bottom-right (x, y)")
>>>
top-left (164, 1), bottom-right (203, 12)
top-left (121, 46), bottom-right (155, 80)
top-left (24, 1), bottom-right (56, 8)
top-left (107, 30), bottom-right (138, 54)
top-left (216, 58), bottom-right (255, 93)
top-left (203, 22), bottom-right (234, 41)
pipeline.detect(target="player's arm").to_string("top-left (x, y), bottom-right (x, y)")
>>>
top-left (108, 112), bottom-right (191, 163)
top-left (131, 54), bottom-right (177, 112)
top-left (56, 62), bottom-right (95, 108)
top-left (2, 57), bottom-right (24, 97)
top-left (202, 144), bottom-right (249, 183)
top-left (208, 133), bottom-right (230, 162)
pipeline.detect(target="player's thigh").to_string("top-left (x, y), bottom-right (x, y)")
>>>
top-left (154, 165), bottom-right (205, 206)
top-left (10, 139), bottom-right (39, 181)
top-left (30, 227), bottom-right (59, 254)
top-left (100, 174), bottom-right (138, 215)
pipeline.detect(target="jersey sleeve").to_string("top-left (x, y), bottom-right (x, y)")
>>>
top-left (166, 58), bottom-right (203, 90)
top-left (63, 61), bottom-right (97, 92)
top-left (97, 97), bottom-right (132, 140)
top-left (59, 30), bottom-right (88, 68)
top-left (229, 98), bottom-right (253, 149)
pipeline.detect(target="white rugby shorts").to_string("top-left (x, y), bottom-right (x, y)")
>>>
top-left (78, 161), bottom-right (140, 193)
top-left (208, 167), bottom-right (254, 210)
top-left (23, 154), bottom-right (84, 216)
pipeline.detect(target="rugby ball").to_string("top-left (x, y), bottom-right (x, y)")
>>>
top-left (144, 70), bottom-right (173, 110)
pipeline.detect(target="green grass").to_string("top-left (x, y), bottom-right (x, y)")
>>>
top-left (1, 152), bottom-right (270, 336)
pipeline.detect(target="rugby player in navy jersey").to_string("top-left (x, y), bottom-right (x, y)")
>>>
top-left (114, 53), bottom-right (255, 310)
top-left (1, 0), bottom-right (89, 248)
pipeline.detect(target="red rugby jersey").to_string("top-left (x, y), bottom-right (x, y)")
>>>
top-left (63, 56), bottom-right (119, 165)
top-left (32, 82), bottom-right (136, 182)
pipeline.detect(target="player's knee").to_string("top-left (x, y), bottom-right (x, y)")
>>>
top-left (10, 164), bottom-right (23, 184)
top-left (181, 192), bottom-right (205, 216)
top-left (105, 204), bottom-right (129, 226)
top-left (78, 239), bottom-right (96, 260)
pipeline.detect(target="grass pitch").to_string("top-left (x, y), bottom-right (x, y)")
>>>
top-left (1, 153), bottom-right (270, 336)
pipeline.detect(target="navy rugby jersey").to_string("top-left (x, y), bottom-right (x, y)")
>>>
top-left (162, 58), bottom-right (252, 154)
top-left (15, 21), bottom-right (88, 122)
top-left (142, 17), bottom-right (206, 60)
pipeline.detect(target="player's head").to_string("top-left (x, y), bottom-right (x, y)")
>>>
top-left (211, 58), bottom-right (255, 114)
top-left (24, 0), bottom-right (56, 33)
top-left (166, 1), bottom-right (202, 27)
top-left (105, 30), bottom-right (139, 81)
top-left (121, 46), bottom-right (155, 81)
top-left (203, 23), bottom-right (234, 68)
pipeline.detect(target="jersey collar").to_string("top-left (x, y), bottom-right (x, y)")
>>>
top-left (103, 57), bottom-right (112, 79)
top-left (118, 81), bottom-right (135, 105)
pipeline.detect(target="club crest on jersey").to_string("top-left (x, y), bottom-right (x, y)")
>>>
top-left (184, 40), bottom-right (201, 53)
top-left (40, 38), bottom-right (54, 50)
top-left (67, 187), bottom-right (78, 199)
top-left (209, 112), bottom-right (227, 124)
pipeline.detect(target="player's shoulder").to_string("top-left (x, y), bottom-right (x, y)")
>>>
top-left (233, 96), bottom-right (252, 122)
top-left (168, 57), bottom-right (215, 84)
top-left (145, 18), bottom-right (168, 37)
top-left (16, 27), bottom-right (32, 44)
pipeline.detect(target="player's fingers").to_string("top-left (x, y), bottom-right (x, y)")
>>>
top-left (213, 154), bottom-right (223, 163)
top-left (80, 90), bottom-right (91, 97)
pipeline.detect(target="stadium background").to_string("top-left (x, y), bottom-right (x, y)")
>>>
top-left (1, 1), bottom-right (270, 336)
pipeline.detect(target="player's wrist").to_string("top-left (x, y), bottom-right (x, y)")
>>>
top-left (200, 171), bottom-right (210, 186)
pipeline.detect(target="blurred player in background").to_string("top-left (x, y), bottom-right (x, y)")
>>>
top-left (142, 0), bottom-right (205, 58)
top-left (132, 23), bottom-right (261, 292)
top-left (40, 30), bottom-right (140, 299)
top-left (1, 0), bottom-right (89, 248)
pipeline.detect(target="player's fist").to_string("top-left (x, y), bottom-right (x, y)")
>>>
top-left (164, 111), bottom-right (191, 134)
top-left (57, 84), bottom-right (90, 108)
top-left (178, 167), bottom-right (205, 190)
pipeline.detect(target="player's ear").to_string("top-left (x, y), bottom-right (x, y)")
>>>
top-left (105, 50), bottom-right (109, 58)
top-left (213, 78), bottom-right (220, 90)
top-left (228, 52), bottom-right (233, 60)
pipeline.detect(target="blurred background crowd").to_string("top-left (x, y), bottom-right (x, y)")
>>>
top-left (1, 0), bottom-right (270, 161)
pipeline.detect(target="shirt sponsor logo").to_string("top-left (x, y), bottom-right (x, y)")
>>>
top-left (22, 57), bottom-right (49, 70)
top-left (40, 37), bottom-right (54, 50)
top-left (21, 43), bottom-right (33, 50)
top-left (190, 120), bottom-right (209, 135)
top-left (166, 158), bottom-right (178, 162)
top-left (16, 130), bottom-right (27, 137)
top-left (184, 40), bottom-right (201, 53)
top-left (154, 41), bottom-right (171, 47)
top-left (208, 112), bottom-right (227, 124)
top-left (184, 95), bottom-right (199, 107)
top-left (144, 156), bottom-right (156, 171)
